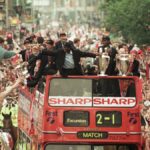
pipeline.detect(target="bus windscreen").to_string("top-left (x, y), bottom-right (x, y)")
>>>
top-left (45, 144), bottom-right (137, 150)
top-left (49, 78), bottom-right (135, 97)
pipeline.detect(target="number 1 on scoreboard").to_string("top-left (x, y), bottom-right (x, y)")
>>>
top-left (112, 113), bottom-right (115, 125)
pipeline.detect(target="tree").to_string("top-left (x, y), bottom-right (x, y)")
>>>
top-left (101, 0), bottom-right (150, 45)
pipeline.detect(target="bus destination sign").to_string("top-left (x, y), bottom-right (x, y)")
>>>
top-left (77, 131), bottom-right (108, 139)
top-left (64, 111), bottom-right (89, 127)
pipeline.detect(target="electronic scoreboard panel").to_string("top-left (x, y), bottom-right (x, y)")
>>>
top-left (64, 110), bottom-right (122, 127)
top-left (64, 110), bottom-right (122, 139)
top-left (96, 111), bottom-right (122, 127)
top-left (64, 111), bottom-right (89, 127)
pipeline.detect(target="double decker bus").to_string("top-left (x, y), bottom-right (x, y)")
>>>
top-left (18, 75), bottom-right (143, 150)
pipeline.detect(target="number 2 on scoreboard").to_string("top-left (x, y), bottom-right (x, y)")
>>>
top-left (96, 111), bottom-right (122, 127)
top-left (96, 114), bottom-right (103, 124)
top-left (96, 113), bottom-right (115, 125)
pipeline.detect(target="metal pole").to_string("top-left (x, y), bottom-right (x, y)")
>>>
top-left (16, 0), bottom-right (19, 5)
top-left (5, 0), bottom-right (9, 29)
top-left (53, 0), bottom-right (56, 20)
top-left (31, 0), bottom-right (34, 27)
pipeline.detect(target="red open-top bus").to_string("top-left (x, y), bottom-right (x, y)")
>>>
top-left (18, 75), bottom-right (144, 150)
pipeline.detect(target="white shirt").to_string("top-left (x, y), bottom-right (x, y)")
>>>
top-left (63, 51), bottom-right (75, 69)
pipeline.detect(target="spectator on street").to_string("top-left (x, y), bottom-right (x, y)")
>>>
top-left (0, 37), bottom-right (16, 61)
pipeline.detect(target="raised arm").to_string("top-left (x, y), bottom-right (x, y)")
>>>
top-left (0, 77), bottom-right (23, 103)
top-left (0, 47), bottom-right (16, 60)
top-left (41, 48), bottom-right (57, 56)
top-left (76, 49), bottom-right (98, 58)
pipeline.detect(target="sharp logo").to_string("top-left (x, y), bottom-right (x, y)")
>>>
top-left (48, 96), bottom-right (136, 107)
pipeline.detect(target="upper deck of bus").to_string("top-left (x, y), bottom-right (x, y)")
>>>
top-left (18, 75), bottom-right (143, 146)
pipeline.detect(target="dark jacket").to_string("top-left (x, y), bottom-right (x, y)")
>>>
top-left (54, 41), bottom-right (64, 50)
top-left (41, 48), bottom-right (96, 75)
top-left (132, 59), bottom-right (140, 77)
top-left (54, 40), bottom-right (75, 51)
top-left (27, 53), bottom-right (48, 87)
top-left (99, 45), bottom-right (118, 75)
top-left (28, 54), bottom-right (37, 76)
top-left (19, 49), bottom-right (26, 62)
top-left (28, 53), bottom-right (48, 77)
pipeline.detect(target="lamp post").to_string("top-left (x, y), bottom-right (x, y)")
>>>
top-left (5, 0), bottom-right (9, 28)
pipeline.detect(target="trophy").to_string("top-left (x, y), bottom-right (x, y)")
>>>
top-left (99, 52), bottom-right (110, 75)
top-left (119, 54), bottom-right (129, 76)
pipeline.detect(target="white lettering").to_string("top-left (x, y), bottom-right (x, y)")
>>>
top-left (93, 97), bottom-right (136, 107)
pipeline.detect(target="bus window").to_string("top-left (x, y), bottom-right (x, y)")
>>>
top-left (93, 78), bottom-right (135, 97)
top-left (94, 145), bottom-right (137, 150)
top-left (93, 79), bottom-right (120, 97)
top-left (45, 145), bottom-right (137, 150)
top-left (119, 79), bottom-right (136, 97)
top-left (45, 145), bottom-right (91, 150)
top-left (49, 79), bottom-right (92, 97)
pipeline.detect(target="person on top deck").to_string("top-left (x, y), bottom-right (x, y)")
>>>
top-left (39, 41), bottom-right (99, 77)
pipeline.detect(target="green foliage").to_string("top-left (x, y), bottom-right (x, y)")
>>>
top-left (102, 0), bottom-right (150, 45)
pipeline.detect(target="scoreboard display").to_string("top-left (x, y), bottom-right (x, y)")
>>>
top-left (64, 111), bottom-right (89, 127)
top-left (64, 111), bottom-right (122, 127)
top-left (96, 111), bottom-right (122, 127)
